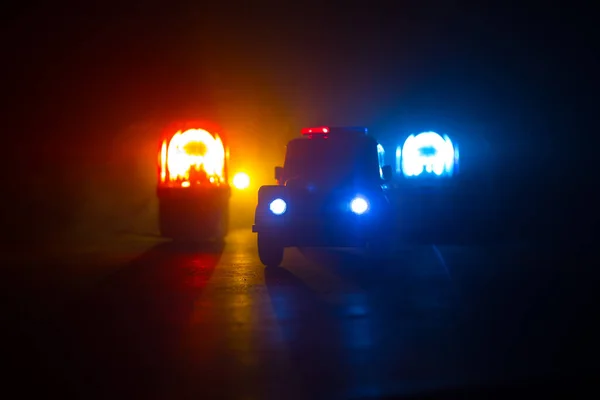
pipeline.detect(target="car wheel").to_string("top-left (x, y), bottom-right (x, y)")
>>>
top-left (257, 233), bottom-right (284, 267)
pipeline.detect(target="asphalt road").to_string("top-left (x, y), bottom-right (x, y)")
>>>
top-left (3, 225), bottom-right (597, 399)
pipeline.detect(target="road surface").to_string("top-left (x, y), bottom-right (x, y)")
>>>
top-left (3, 227), bottom-right (596, 399)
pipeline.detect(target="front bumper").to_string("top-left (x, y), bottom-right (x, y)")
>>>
top-left (252, 215), bottom-right (381, 247)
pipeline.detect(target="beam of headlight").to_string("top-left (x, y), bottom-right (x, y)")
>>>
top-left (401, 131), bottom-right (456, 178)
top-left (232, 172), bottom-right (250, 189)
top-left (166, 129), bottom-right (225, 182)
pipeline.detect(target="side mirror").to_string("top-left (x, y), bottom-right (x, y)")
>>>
top-left (381, 165), bottom-right (393, 181)
top-left (274, 166), bottom-right (283, 182)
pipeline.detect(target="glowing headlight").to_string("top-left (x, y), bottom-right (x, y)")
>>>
top-left (350, 197), bottom-right (369, 215)
top-left (269, 198), bottom-right (287, 215)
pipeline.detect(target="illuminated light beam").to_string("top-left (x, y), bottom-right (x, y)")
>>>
top-left (401, 131), bottom-right (456, 178)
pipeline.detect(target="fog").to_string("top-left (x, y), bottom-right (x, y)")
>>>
top-left (2, 6), bottom-right (593, 252)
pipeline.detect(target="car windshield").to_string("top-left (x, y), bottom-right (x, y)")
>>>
top-left (283, 137), bottom-right (380, 184)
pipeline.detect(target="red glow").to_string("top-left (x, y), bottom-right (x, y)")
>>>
top-left (301, 126), bottom-right (329, 135)
top-left (300, 126), bottom-right (369, 136)
top-left (157, 120), bottom-right (229, 187)
top-left (159, 140), bottom-right (167, 182)
top-left (160, 120), bottom-right (226, 142)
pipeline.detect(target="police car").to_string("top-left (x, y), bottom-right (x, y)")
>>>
top-left (252, 126), bottom-right (395, 267)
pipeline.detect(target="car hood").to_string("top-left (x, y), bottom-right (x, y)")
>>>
top-left (285, 177), bottom-right (381, 197)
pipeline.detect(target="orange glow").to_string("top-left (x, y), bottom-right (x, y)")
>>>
top-left (160, 140), bottom-right (167, 182)
top-left (232, 172), bottom-right (250, 189)
top-left (181, 181), bottom-right (191, 187)
top-left (166, 128), bottom-right (226, 183)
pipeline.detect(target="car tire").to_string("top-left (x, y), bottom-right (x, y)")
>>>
top-left (257, 233), bottom-right (284, 267)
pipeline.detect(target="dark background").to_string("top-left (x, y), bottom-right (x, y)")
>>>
top-left (1, 2), bottom-right (595, 250)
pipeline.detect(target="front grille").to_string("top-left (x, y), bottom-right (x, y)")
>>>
top-left (288, 191), bottom-right (354, 217)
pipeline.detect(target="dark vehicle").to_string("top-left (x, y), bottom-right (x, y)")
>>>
top-left (252, 126), bottom-right (394, 267)
top-left (156, 120), bottom-right (231, 242)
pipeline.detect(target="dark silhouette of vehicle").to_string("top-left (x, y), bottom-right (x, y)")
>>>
top-left (253, 126), bottom-right (394, 267)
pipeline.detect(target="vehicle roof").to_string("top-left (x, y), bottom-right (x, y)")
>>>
top-left (288, 133), bottom-right (378, 146)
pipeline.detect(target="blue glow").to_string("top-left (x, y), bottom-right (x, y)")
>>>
top-left (395, 146), bottom-right (401, 173)
top-left (454, 144), bottom-right (460, 174)
top-left (377, 144), bottom-right (385, 178)
top-left (269, 198), bottom-right (287, 215)
top-left (401, 131), bottom-right (456, 178)
top-left (350, 197), bottom-right (369, 214)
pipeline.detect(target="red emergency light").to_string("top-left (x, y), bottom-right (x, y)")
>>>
top-left (301, 126), bottom-right (368, 136)
top-left (301, 126), bottom-right (329, 135)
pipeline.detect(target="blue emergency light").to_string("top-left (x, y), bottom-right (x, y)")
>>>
top-left (401, 131), bottom-right (457, 178)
